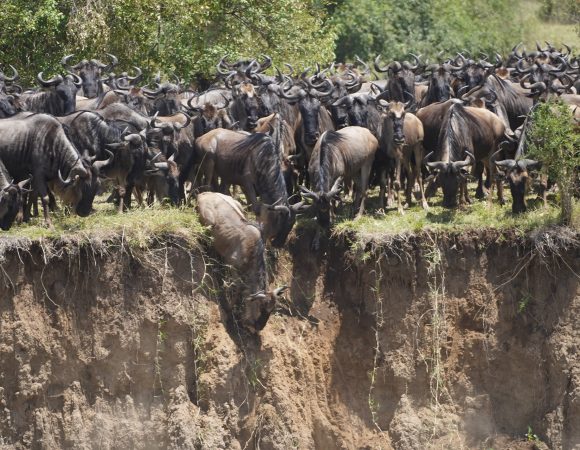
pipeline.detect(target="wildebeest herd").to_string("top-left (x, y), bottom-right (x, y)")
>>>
top-left (0, 44), bottom-right (577, 331)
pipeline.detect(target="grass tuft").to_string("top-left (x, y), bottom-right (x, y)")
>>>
top-left (3, 195), bottom-right (207, 248)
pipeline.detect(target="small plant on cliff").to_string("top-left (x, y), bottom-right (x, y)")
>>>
top-left (527, 100), bottom-right (579, 226)
top-left (526, 425), bottom-right (539, 441)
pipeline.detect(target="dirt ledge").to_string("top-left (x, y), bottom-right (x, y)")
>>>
top-left (0, 226), bottom-right (578, 449)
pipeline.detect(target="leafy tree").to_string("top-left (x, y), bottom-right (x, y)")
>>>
top-left (332, 0), bottom-right (521, 62)
top-left (0, 0), bottom-right (336, 85)
top-left (527, 101), bottom-right (579, 225)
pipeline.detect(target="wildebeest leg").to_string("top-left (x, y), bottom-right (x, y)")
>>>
top-left (393, 156), bottom-right (404, 214)
top-left (35, 179), bottom-right (53, 228)
top-left (378, 166), bottom-right (387, 210)
top-left (48, 191), bottom-right (58, 212)
top-left (414, 145), bottom-right (429, 210)
top-left (117, 183), bottom-right (126, 213)
top-left (475, 162), bottom-right (485, 199)
top-left (490, 163), bottom-right (505, 206)
top-left (355, 163), bottom-right (372, 218)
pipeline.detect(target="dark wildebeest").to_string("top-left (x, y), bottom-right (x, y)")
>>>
top-left (376, 100), bottom-right (427, 213)
top-left (195, 130), bottom-right (306, 247)
top-left (21, 73), bottom-right (82, 116)
top-left (61, 53), bottom-right (118, 98)
top-left (493, 112), bottom-right (543, 214)
top-left (0, 159), bottom-right (29, 230)
top-left (419, 63), bottom-right (460, 107)
top-left (0, 90), bottom-right (19, 118)
top-left (425, 102), bottom-right (506, 207)
top-left (197, 192), bottom-right (287, 333)
top-left (373, 56), bottom-right (419, 103)
top-left (459, 74), bottom-right (534, 131)
top-left (301, 126), bottom-right (378, 226)
top-left (143, 82), bottom-right (182, 116)
top-left (103, 132), bottom-right (149, 212)
top-left (0, 113), bottom-right (109, 224)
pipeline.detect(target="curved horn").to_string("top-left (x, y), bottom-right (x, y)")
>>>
top-left (0, 65), bottom-right (19, 82)
top-left (127, 66), bottom-right (142, 83)
top-left (259, 55), bottom-right (272, 72)
top-left (16, 178), bottom-right (31, 189)
top-left (58, 169), bottom-right (75, 187)
top-left (105, 53), bottom-right (118, 71)
top-left (61, 54), bottom-right (75, 71)
top-left (37, 72), bottom-right (63, 87)
top-left (68, 73), bottom-right (82, 88)
top-left (427, 161), bottom-right (448, 170)
top-left (518, 159), bottom-right (542, 171)
top-left (92, 149), bottom-right (114, 172)
top-left (174, 111), bottom-right (191, 130)
top-left (494, 159), bottom-right (517, 170)
top-left (374, 55), bottom-right (390, 73)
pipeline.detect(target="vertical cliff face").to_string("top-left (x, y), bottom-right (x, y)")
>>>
top-left (0, 228), bottom-right (578, 449)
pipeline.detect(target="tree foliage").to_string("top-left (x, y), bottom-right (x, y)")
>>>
top-left (527, 101), bottom-right (579, 225)
top-left (331, 0), bottom-right (522, 62)
top-left (538, 0), bottom-right (579, 24)
top-left (0, 0), bottom-right (336, 84)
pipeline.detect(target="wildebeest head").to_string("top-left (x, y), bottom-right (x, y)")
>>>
top-left (300, 177), bottom-right (342, 227)
top-left (233, 82), bottom-right (260, 130)
top-left (257, 202), bottom-right (296, 248)
top-left (143, 82), bottom-right (181, 116)
top-left (241, 286), bottom-right (288, 333)
top-left (426, 156), bottom-right (473, 208)
top-left (0, 179), bottom-right (29, 230)
top-left (279, 76), bottom-right (334, 145)
top-left (495, 158), bottom-right (541, 214)
top-left (57, 151), bottom-right (112, 216)
top-left (0, 92), bottom-right (18, 118)
top-left (116, 86), bottom-right (148, 114)
top-left (423, 64), bottom-right (456, 105)
top-left (37, 72), bottom-right (82, 115)
top-left (62, 54), bottom-right (118, 98)
top-left (378, 100), bottom-right (407, 145)
top-left (146, 157), bottom-right (180, 206)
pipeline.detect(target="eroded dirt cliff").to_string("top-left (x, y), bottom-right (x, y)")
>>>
top-left (0, 227), bottom-right (578, 449)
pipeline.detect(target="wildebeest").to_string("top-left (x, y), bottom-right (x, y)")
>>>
top-left (425, 102), bottom-right (506, 207)
top-left (61, 53), bottom-right (118, 98)
top-left (0, 159), bottom-right (29, 230)
top-left (103, 132), bottom-right (149, 212)
top-left (21, 73), bottom-right (82, 116)
top-left (195, 129), bottom-right (305, 247)
top-left (302, 126), bottom-right (378, 226)
top-left (196, 191), bottom-right (287, 333)
top-left (376, 100), bottom-right (427, 212)
top-left (0, 113), bottom-right (108, 224)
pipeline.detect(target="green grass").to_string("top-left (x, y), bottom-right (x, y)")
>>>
top-left (330, 185), bottom-right (578, 242)
top-left (3, 195), bottom-right (206, 248)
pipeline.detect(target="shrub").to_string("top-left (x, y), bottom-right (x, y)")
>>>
top-left (527, 101), bottom-right (579, 225)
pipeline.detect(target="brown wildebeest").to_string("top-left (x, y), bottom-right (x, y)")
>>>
top-left (302, 126), bottom-right (378, 227)
top-left (196, 192), bottom-right (287, 333)
top-left (425, 102), bottom-right (506, 207)
top-left (376, 100), bottom-right (427, 213)
top-left (195, 128), bottom-right (306, 247)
